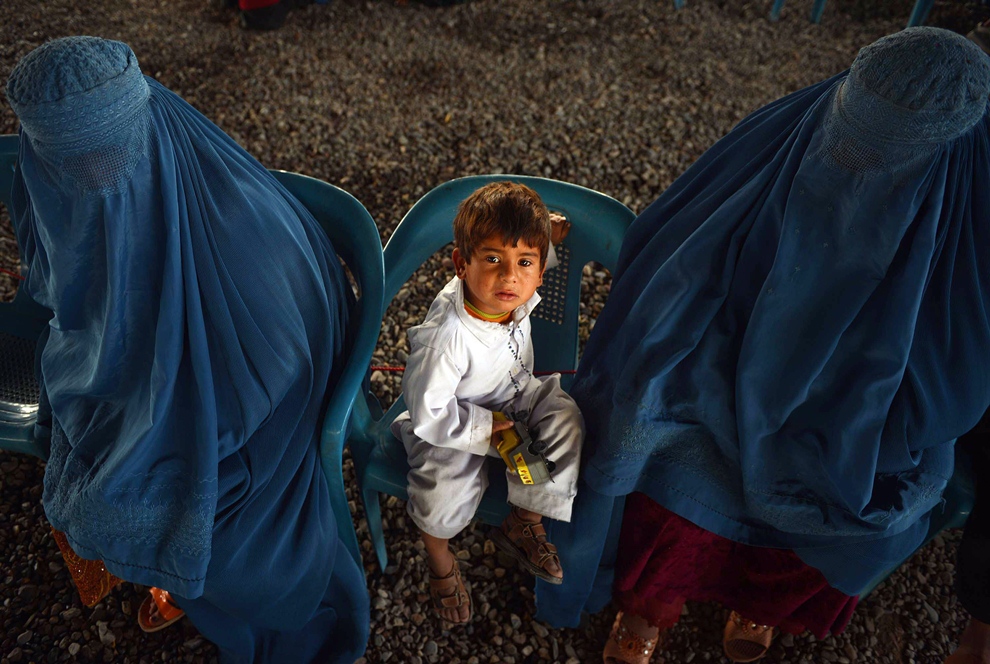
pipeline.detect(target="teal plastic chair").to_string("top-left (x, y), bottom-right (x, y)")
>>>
top-left (269, 170), bottom-right (385, 566)
top-left (0, 135), bottom-right (385, 565)
top-left (0, 134), bottom-right (53, 459)
top-left (861, 446), bottom-right (975, 597)
top-left (342, 175), bottom-right (636, 571)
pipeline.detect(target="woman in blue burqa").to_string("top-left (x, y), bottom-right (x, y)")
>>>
top-left (534, 27), bottom-right (990, 663)
top-left (5, 36), bottom-right (370, 663)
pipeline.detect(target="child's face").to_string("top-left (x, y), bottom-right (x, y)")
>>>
top-left (452, 236), bottom-right (544, 316)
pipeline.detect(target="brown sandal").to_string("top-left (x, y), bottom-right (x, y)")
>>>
top-left (427, 557), bottom-right (472, 626)
top-left (723, 611), bottom-right (776, 662)
top-left (488, 508), bottom-right (563, 584)
top-left (602, 611), bottom-right (662, 664)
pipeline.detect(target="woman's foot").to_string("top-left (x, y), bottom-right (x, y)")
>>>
top-left (489, 507), bottom-right (563, 584)
top-left (946, 618), bottom-right (990, 664)
top-left (723, 611), bottom-right (776, 663)
top-left (603, 611), bottom-right (662, 664)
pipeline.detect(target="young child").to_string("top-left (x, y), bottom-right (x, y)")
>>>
top-left (391, 182), bottom-right (584, 625)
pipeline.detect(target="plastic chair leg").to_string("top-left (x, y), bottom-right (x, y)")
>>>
top-left (362, 487), bottom-right (389, 572)
top-left (328, 481), bottom-right (363, 567)
top-left (770, 0), bottom-right (787, 21)
top-left (810, 0), bottom-right (827, 23)
top-left (0, 424), bottom-right (47, 459)
top-left (908, 0), bottom-right (934, 26)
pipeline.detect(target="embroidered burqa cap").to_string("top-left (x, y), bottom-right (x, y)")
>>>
top-left (7, 37), bottom-right (370, 660)
top-left (538, 27), bottom-right (990, 627)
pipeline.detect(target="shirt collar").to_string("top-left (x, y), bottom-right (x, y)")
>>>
top-left (447, 277), bottom-right (542, 348)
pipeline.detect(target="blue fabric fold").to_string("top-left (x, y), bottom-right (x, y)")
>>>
top-left (538, 27), bottom-right (990, 624)
top-left (7, 36), bottom-right (369, 662)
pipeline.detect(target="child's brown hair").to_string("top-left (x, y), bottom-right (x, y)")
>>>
top-left (453, 182), bottom-right (551, 267)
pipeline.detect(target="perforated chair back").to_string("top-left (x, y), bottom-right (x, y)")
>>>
top-left (346, 174), bottom-right (635, 571)
top-left (0, 134), bottom-right (53, 459)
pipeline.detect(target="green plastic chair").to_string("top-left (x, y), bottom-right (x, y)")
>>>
top-left (342, 174), bottom-right (636, 571)
top-left (0, 135), bottom-right (385, 565)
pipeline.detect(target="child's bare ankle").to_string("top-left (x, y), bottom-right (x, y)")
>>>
top-left (425, 548), bottom-right (455, 577)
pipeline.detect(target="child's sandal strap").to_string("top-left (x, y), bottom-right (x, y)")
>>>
top-left (427, 562), bottom-right (472, 621)
top-left (517, 523), bottom-right (560, 569)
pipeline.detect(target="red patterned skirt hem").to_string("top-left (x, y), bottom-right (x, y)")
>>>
top-left (614, 492), bottom-right (858, 639)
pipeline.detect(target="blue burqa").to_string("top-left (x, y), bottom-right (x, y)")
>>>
top-left (6, 37), bottom-right (369, 662)
top-left (538, 27), bottom-right (990, 626)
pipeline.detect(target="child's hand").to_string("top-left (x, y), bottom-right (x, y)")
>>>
top-left (491, 418), bottom-right (515, 449)
top-left (549, 212), bottom-right (571, 245)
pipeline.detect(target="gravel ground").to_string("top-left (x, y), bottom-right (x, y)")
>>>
top-left (2, 1), bottom-right (990, 663)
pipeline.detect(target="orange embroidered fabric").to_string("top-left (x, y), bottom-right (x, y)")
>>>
top-left (51, 528), bottom-right (124, 607)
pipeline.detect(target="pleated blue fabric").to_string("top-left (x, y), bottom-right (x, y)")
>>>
top-left (538, 27), bottom-right (990, 625)
top-left (7, 36), bottom-right (369, 662)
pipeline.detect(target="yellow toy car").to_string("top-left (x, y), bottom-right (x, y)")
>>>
top-left (493, 411), bottom-right (556, 485)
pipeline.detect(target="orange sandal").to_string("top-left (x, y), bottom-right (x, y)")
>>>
top-left (138, 587), bottom-right (185, 633)
top-left (723, 611), bottom-right (776, 662)
top-left (602, 611), bottom-right (662, 664)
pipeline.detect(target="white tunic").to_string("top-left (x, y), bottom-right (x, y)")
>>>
top-left (394, 276), bottom-right (542, 456)
top-left (392, 276), bottom-right (584, 538)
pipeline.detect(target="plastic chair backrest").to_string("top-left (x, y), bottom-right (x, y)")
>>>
top-left (0, 134), bottom-right (53, 458)
top-left (382, 175), bottom-right (635, 389)
top-left (269, 169), bottom-right (384, 454)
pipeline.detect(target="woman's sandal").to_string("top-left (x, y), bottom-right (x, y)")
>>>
top-left (427, 557), bottom-right (472, 626)
top-left (488, 508), bottom-right (563, 585)
top-left (602, 611), bottom-right (662, 664)
top-left (138, 587), bottom-right (185, 633)
top-left (723, 611), bottom-right (777, 663)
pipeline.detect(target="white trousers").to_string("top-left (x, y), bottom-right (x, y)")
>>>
top-left (396, 375), bottom-right (584, 539)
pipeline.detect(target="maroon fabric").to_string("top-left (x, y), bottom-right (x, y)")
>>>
top-left (614, 493), bottom-right (858, 639)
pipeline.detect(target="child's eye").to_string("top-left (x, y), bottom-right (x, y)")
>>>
top-left (486, 256), bottom-right (500, 263)
top-left (519, 259), bottom-right (532, 267)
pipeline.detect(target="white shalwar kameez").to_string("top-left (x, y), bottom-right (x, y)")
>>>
top-left (392, 276), bottom-right (584, 539)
